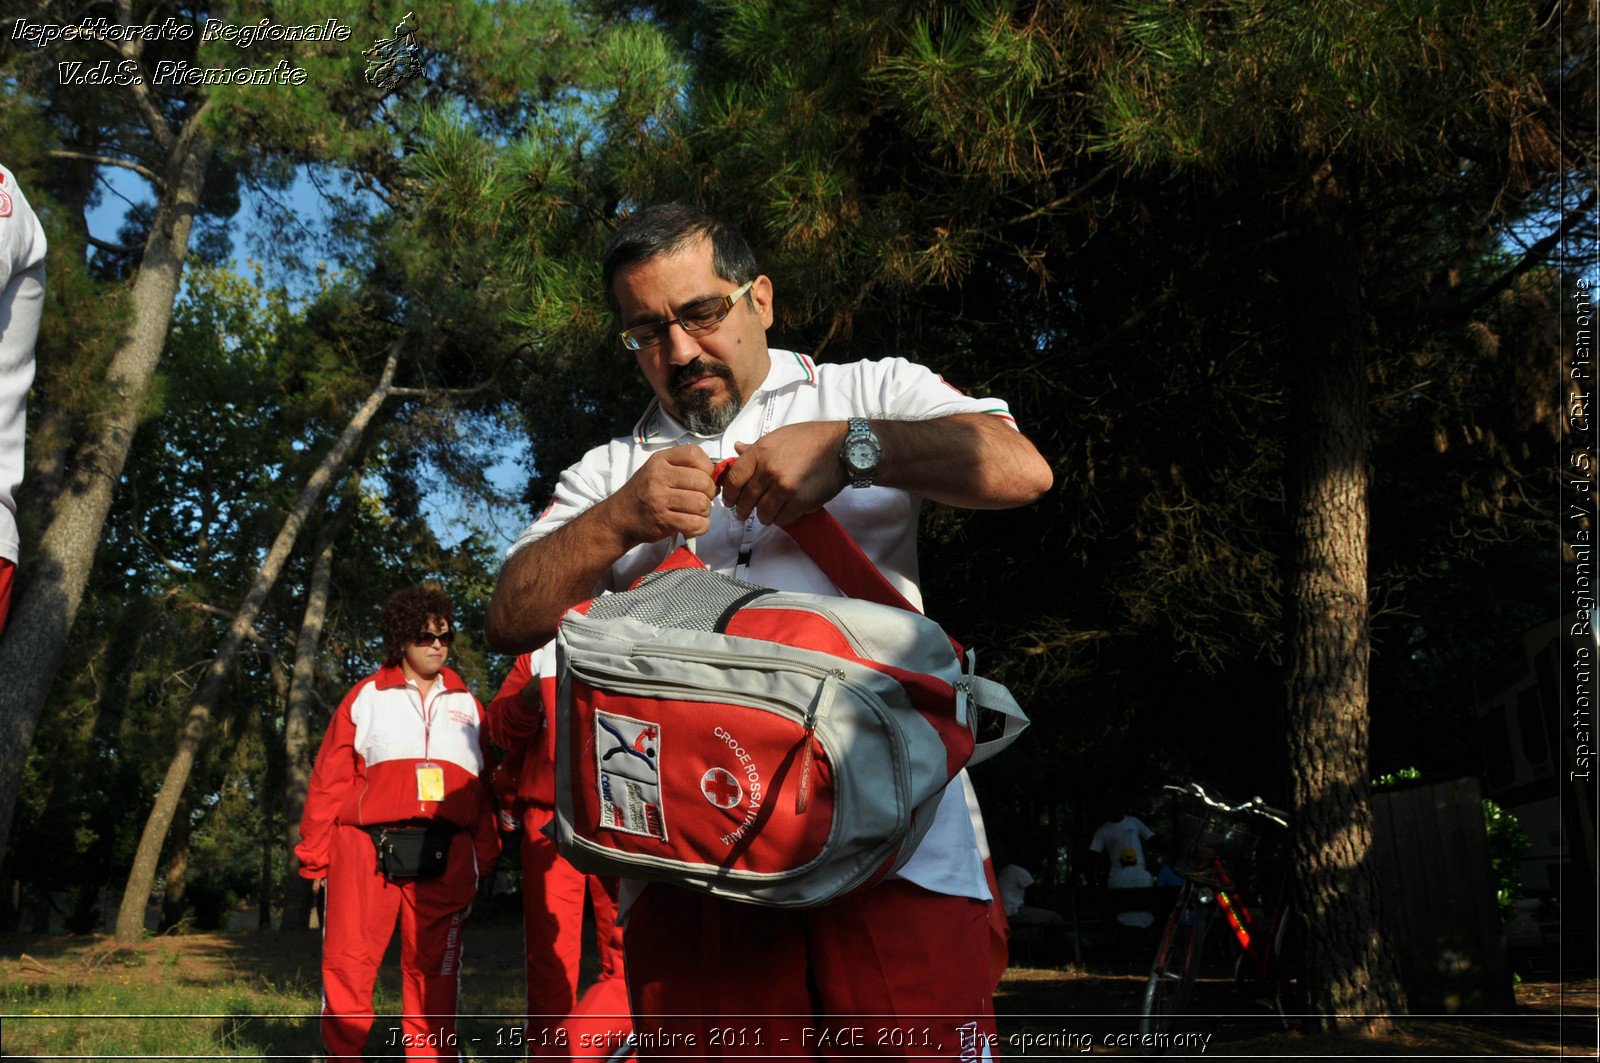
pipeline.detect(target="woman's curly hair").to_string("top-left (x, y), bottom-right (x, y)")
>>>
top-left (380, 585), bottom-right (455, 667)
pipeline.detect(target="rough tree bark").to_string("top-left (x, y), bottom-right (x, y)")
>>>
top-left (159, 800), bottom-right (192, 932)
top-left (280, 497), bottom-right (349, 932)
top-left (0, 107), bottom-right (214, 861)
top-left (113, 339), bottom-right (405, 942)
top-left (260, 654), bottom-right (291, 931)
top-left (1281, 159), bottom-right (1408, 1032)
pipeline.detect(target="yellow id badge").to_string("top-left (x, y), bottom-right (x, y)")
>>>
top-left (416, 764), bottom-right (445, 802)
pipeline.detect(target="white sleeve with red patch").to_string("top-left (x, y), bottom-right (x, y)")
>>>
top-left (0, 165), bottom-right (45, 295)
top-left (862, 356), bottom-right (1019, 429)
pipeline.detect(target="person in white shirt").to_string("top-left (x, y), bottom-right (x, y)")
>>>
top-left (1106, 848), bottom-right (1157, 929)
top-left (996, 862), bottom-right (1065, 928)
top-left (0, 163), bottom-right (46, 635)
top-left (1090, 811), bottom-right (1157, 880)
top-left (997, 862), bottom-right (1033, 917)
top-left (486, 203), bottom-right (1052, 1059)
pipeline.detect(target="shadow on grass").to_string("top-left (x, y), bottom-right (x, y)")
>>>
top-left (994, 958), bottom-right (1593, 1058)
top-left (217, 1009), bottom-right (324, 1062)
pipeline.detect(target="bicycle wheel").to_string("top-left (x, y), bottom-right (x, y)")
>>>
top-left (1269, 904), bottom-right (1301, 1028)
top-left (1140, 891), bottom-right (1210, 1051)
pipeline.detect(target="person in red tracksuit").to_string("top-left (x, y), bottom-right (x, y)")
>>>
top-left (484, 647), bottom-right (629, 1056)
top-left (297, 586), bottom-right (500, 1061)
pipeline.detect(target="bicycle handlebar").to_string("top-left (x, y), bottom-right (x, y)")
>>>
top-left (1162, 782), bottom-right (1290, 828)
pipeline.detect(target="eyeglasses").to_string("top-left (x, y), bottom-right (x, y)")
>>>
top-left (412, 630), bottom-right (455, 648)
top-left (618, 280), bottom-right (756, 351)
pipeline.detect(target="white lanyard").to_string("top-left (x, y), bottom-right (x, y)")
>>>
top-left (410, 680), bottom-right (437, 763)
top-left (732, 389), bottom-right (781, 582)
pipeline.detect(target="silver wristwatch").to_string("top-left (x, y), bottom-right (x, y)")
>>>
top-left (840, 418), bottom-right (882, 489)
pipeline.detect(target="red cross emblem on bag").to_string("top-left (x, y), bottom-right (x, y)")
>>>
top-left (700, 768), bottom-right (743, 809)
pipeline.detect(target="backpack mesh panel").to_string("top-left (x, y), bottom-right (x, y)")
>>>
top-left (585, 568), bottom-right (766, 632)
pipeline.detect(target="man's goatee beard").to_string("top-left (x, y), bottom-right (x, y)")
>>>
top-left (681, 390), bottom-right (743, 436)
top-left (671, 358), bottom-right (744, 435)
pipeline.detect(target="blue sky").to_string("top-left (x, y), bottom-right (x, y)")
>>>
top-left (83, 165), bottom-right (531, 552)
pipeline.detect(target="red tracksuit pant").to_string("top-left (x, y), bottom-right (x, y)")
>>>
top-left (521, 825), bottom-right (624, 1050)
top-left (0, 557), bottom-right (13, 635)
top-left (321, 823), bottom-right (478, 1060)
top-left (624, 879), bottom-right (998, 1061)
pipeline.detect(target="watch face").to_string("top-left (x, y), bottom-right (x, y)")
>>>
top-left (847, 438), bottom-right (878, 470)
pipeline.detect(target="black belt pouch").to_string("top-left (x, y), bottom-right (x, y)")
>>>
top-left (365, 822), bottom-right (457, 880)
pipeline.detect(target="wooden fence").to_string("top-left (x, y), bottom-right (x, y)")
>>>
top-left (1370, 776), bottom-right (1515, 1012)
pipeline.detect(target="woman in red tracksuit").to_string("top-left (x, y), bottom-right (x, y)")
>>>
top-left (485, 647), bottom-right (628, 1056)
top-left (297, 586), bottom-right (500, 1061)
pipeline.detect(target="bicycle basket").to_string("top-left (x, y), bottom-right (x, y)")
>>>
top-left (1173, 810), bottom-right (1262, 888)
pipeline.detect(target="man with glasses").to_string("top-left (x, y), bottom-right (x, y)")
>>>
top-left (487, 204), bottom-right (1052, 1058)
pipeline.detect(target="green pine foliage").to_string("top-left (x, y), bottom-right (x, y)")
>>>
top-left (551, 0), bottom-right (1588, 866)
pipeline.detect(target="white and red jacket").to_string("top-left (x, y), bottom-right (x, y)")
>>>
top-left (297, 664), bottom-right (499, 878)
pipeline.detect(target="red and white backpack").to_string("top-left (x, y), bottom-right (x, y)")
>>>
top-left (550, 500), bottom-right (1027, 908)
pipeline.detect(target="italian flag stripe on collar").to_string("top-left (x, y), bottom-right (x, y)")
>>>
top-left (633, 398), bottom-right (662, 444)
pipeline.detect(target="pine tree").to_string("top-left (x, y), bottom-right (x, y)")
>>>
top-left (0, 0), bottom-right (598, 863)
top-left (576, 0), bottom-right (1590, 1027)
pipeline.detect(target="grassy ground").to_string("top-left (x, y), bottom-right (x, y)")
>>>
top-left (0, 910), bottom-right (1593, 1060)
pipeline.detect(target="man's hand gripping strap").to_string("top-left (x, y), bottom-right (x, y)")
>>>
top-left (705, 457), bottom-right (1029, 759)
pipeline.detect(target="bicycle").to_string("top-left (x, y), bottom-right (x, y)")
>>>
top-left (1138, 783), bottom-right (1295, 1052)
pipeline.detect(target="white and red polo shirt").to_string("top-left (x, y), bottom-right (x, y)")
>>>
top-left (509, 351), bottom-right (1017, 608)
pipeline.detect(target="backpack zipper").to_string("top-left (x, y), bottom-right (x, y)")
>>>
top-left (795, 669), bottom-right (843, 815)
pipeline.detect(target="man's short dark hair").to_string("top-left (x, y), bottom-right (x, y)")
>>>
top-left (380, 585), bottom-right (455, 667)
top-left (601, 204), bottom-right (759, 313)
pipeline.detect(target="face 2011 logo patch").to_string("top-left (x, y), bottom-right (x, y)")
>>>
top-left (594, 710), bottom-right (667, 841)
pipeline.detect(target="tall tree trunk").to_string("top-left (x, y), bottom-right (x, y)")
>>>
top-left (20, 403), bottom-right (75, 539)
top-left (0, 111), bottom-right (214, 861)
top-left (28, 885), bottom-right (49, 933)
top-left (160, 801), bottom-right (192, 932)
top-left (0, 862), bottom-right (17, 932)
top-left (1281, 160), bottom-right (1407, 1032)
top-left (113, 339), bottom-right (404, 942)
top-left (260, 653), bottom-right (291, 931)
top-left (281, 498), bottom-right (349, 931)
top-left (258, 828), bottom-right (274, 931)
